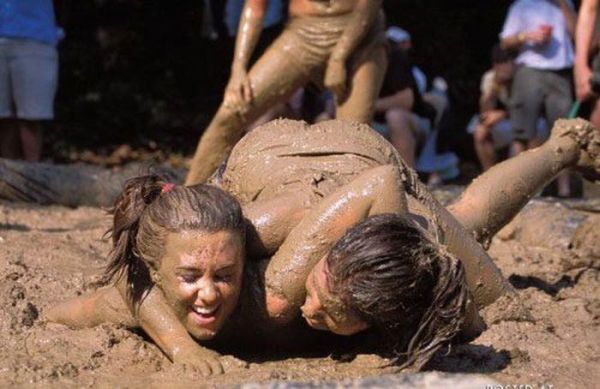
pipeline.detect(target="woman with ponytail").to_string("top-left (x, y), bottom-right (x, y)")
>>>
top-left (48, 176), bottom-right (247, 375)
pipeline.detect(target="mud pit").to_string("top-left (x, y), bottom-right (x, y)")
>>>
top-left (1, 192), bottom-right (599, 387)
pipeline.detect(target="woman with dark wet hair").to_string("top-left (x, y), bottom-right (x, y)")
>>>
top-left (48, 118), bottom-right (600, 375)
top-left (318, 214), bottom-right (468, 369)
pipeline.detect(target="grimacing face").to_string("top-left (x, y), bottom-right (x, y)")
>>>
top-left (157, 230), bottom-right (245, 341)
top-left (301, 256), bottom-right (369, 336)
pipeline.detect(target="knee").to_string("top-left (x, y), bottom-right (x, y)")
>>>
top-left (473, 124), bottom-right (490, 143)
top-left (385, 108), bottom-right (410, 129)
top-left (266, 291), bottom-right (295, 326)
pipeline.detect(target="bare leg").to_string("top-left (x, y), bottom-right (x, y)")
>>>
top-left (248, 103), bottom-right (288, 131)
top-left (449, 119), bottom-right (599, 243)
top-left (0, 119), bottom-right (21, 159)
top-left (336, 45), bottom-right (387, 123)
top-left (511, 138), bottom-right (526, 155)
top-left (186, 37), bottom-right (309, 185)
top-left (186, 105), bottom-right (250, 186)
top-left (45, 285), bottom-right (137, 328)
top-left (18, 120), bottom-right (43, 161)
top-left (422, 92), bottom-right (448, 126)
top-left (386, 108), bottom-right (417, 167)
top-left (473, 123), bottom-right (497, 170)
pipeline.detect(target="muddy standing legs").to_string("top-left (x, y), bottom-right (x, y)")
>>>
top-left (185, 106), bottom-right (246, 186)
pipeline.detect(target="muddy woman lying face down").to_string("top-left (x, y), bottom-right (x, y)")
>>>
top-left (47, 119), bottom-right (600, 376)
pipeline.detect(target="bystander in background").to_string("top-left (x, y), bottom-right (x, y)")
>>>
top-left (468, 45), bottom-right (548, 171)
top-left (372, 26), bottom-right (436, 167)
top-left (0, 0), bottom-right (62, 161)
top-left (384, 26), bottom-right (428, 95)
top-left (500, 0), bottom-right (576, 197)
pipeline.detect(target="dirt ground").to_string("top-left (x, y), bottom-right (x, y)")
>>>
top-left (1, 190), bottom-right (599, 387)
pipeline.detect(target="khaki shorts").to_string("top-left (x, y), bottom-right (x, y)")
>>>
top-left (0, 37), bottom-right (58, 120)
top-left (510, 66), bottom-right (572, 141)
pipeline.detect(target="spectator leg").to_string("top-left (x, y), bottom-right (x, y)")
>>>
top-left (0, 119), bottom-right (21, 159)
top-left (18, 120), bottom-right (43, 161)
top-left (386, 108), bottom-right (417, 167)
top-left (545, 70), bottom-right (575, 197)
top-left (473, 122), bottom-right (496, 170)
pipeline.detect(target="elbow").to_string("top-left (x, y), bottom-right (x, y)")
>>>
top-left (265, 291), bottom-right (296, 325)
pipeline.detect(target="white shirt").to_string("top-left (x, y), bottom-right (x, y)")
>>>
top-left (500, 0), bottom-right (574, 70)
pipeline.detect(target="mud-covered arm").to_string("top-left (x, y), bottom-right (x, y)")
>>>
top-left (231, 0), bottom-right (267, 74)
top-left (244, 193), bottom-right (310, 259)
top-left (114, 276), bottom-right (224, 375)
top-left (263, 165), bottom-right (409, 323)
top-left (223, 0), bottom-right (268, 112)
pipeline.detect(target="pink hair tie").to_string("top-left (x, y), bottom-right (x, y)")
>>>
top-left (161, 183), bottom-right (175, 194)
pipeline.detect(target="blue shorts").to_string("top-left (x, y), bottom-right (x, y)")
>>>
top-left (0, 37), bottom-right (58, 120)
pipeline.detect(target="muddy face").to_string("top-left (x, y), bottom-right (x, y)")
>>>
top-left (301, 256), bottom-right (368, 336)
top-left (157, 230), bottom-right (244, 341)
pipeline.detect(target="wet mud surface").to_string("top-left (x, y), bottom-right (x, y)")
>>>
top-left (1, 192), bottom-right (599, 387)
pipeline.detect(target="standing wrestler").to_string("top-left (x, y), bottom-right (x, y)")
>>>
top-left (185, 0), bottom-right (387, 185)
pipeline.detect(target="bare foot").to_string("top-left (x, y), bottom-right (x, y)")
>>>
top-left (551, 119), bottom-right (600, 182)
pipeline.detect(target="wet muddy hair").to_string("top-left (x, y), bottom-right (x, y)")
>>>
top-left (104, 175), bottom-right (245, 304)
top-left (325, 213), bottom-right (468, 370)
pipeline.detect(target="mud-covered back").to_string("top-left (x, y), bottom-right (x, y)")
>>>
top-left (220, 119), bottom-right (398, 206)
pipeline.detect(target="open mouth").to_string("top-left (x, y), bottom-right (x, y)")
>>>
top-left (189, 305), bottom-right (220, 326)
